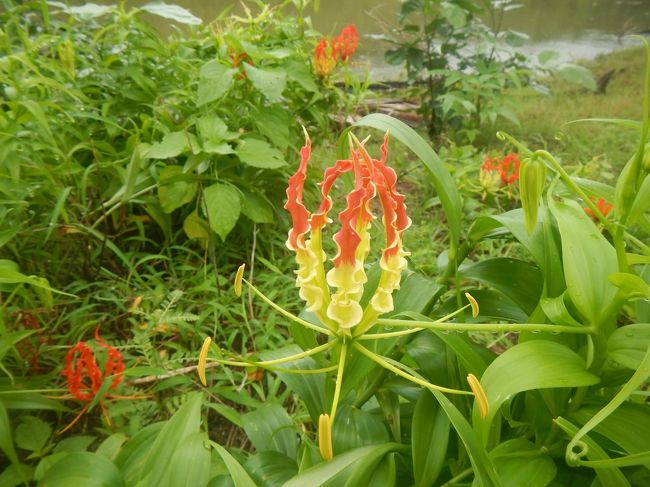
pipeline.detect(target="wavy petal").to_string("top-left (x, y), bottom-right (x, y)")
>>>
top-left (284, 132), bottom-right (312, 252)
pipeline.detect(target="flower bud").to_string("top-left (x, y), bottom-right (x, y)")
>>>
top-left (519, 156), bottom-right (547, 234)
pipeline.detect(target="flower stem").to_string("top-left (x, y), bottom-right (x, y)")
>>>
top-left (375, 318), bottom-right (595, 335)
top-left (330, 340), bottom-right (348, 422)
top-left (243, 278), bottom-right (334, 336)
top-left (352, 342), bottom-right (472, 396)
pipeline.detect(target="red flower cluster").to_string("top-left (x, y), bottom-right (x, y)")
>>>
top-left (333, 24), bottom-right (358, 62)
top-left (584, 197), bottom-right (613, 220)
top-left (482, 153), bottom-right (521, 186)
top-left (313, 24), bottom-right (358, 77)
top-left (63, 328), bottom-right (124, 402)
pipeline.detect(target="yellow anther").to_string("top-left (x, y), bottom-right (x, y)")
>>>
top-left (464, 292), bottom-right (479, 318)
top-left (467, 373), bottom-right (489, 419)
top-left (198, 337), bottom-right (212, 386)
top-left (234, 264), bottom-right (245, 297)
top-left (318, 413), bottom-right (333, 461)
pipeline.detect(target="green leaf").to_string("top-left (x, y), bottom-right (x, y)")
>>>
top-left (15, 416), bottom-right (51, 453)
top-left (203, 183), bottom-right (241, 241)
top-left (608, 323), bottom-right (650, 370)
top-left (474, 340), bottom-right (599, 445)
top-left (332, 405), bottom-right (389, 455)
top-left (183, 210), bottom-right (211, 242)
top-left (145, 132), bottom-right (193, 159)
top-left (211, 442), bottom-right (257, 487)
top-left (245, 451), bottom-right (297, 487)
top-left (489, 439), bottom-right (556, 487)
top-left (164, 432), bottom-right (211, 487)
top-left (114, 423), bottom-right (164, 485)
top-left (441, 2), bottom-right (467, 28)
top-left (557, 64), bottom-right (597, 91)
top-left (549, 198), bottom-right (618, 323)
top-left (350, 114), bottom-right (462, 260)
top-left (39, 452), bottom-right (125, 487)
top-left (141, 393), bottom-right (203, 486)
top-left (429, 390), bottom-right (502, 487)
top-left (157, 165), bottom-right (198, 213)
top-left (241, 403), bottom-right (297, 459)
top-left (252, 106), bottom-right (291, 151)
top-left (243, 64), bottom-right (286, 102)
top-left (240, 190), bottom-right (274, 224)
top-left (140, 3), bottom-right (202, 25)
top-left (197, 61), bottom-right (235, 106)
top-left (283, 60), bottom-right (319, 93)
top-left (283, 443), bottom-right (404, 487)
top-left (412, 390), bottom-right (449, 487)
top-left (0, 402), bottom-right (21, 476)
top-left (236, 138), bottom-right (287, 169)
top-left (96, 434), bottom-right (128, 461)
top-left (554, 417), bottom-right (631, 487)
top-left (459, 258), bottom-right (543, 315)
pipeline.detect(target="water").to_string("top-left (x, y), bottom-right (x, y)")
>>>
top-left (70, 0), bottom-right (650, 78)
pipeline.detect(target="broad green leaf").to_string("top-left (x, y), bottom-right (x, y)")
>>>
top-left (236, 138), bottom-right (286, 169)
top-left (350, 114), bottom-right (462, 260)
top-left (283, 60), bottom-right (319, 93)
top-left (183, 210), bottom-right (211, 242)
top-left (283, 443), bottom-right (404, 487)
top-left (540, 292), bottom-right (582, 327)
top-left (252, 106), bottom-right (291, 151)
top-left (243, 64), bottom-right (286, 102)
top-left (157, 165), bottom-right (197, 213)
top-left (203, 183), bottom-right (241, 241)
top-left (549, 198), bottom-right (618, 323)
top-left (608, 272), bottom-right (650, 300)
top-left (441, 1), bottom-right (467, 27)
top-left (332, 405), bottom-right (389, 455)
top-left (112, 422), bottom-right (164, 485)
top-left (474, 340), bottom-right (599, 445)
top-left (245, 451), bottom-right (297, 487)
top-left (554, 417), bottom-right (630, 487)
top-left (557, 64), bottom-right (597, 91)
top-left (489, 439), bottom-right (556, 487)
top-left (429, 390), bottom-right (502, 487)
top-left (211, 442), bottom-right (257, 487)
top-left (96, 434), bottom-right (128, 461)
top-left (412, 390), bottom-right (449, 487)
top-left (459, 258), bottom-right (543, 314)
top-left (164, 432), bottom-right (211, 487)
top-left (141, 393), bottom-right (203, 486)
top-left (572, 402), bottom-right (650, 468)
top-left (0, 402), bottom-right (21, 475)
top-left (241, 403), bottom-right (297, 459)
top-left (145, 132), bottom-right (193, 159)
top-left (140, 3), bottom-right (202, 25)
top-left (240, 190), bottom-right (274, 224)
top-left (53, 436), bottom-right (95, 453)
top-left (15, 416), bottom-right (51, 453)
top-left (628, 173), bottom-right (650, 225)
top-left (39, 452), bottom-right (125, 487)
top-left (608, 323), bottom-right (650, 370)
top-left (197, 61), bottom-right (235, 106)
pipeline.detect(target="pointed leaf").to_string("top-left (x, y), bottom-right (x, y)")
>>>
top-left (203, 183), bottom-right (241, 241)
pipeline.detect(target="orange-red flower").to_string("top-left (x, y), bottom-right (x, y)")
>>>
top-left (313, 37), bottom-right (338, 77)
top-left (333, 24), bottom-right (358, 62)
top-left (63, 328), bottom-right (124, 402)
top-left (584, 197), bottom-right (613, 220)
top-left (481, 153), bottom-right (521, 188)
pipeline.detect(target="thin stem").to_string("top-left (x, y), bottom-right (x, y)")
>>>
top-left (243, 278), bottom-right (334, 336)
top-left (358, 327), bottom-right (423, 340)
top-left (209, 340), bottom-right (336, 368)
top-left (376, 318), bottom-right (596, 335)
top-left (352, 342), bottom-right (472, 396)
top-left (330, 340), bottom-right (348, 422)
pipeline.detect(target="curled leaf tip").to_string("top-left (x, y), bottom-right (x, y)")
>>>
top-left (318, 413), bottom-right (333, 461)
top-left (467, 373), bottom-right (489, 419)
top-left (234, 264), bottom-right (245, 297)
top-left (464, 292), bottom-right (479, 318)
top-left (198, 337), bottom-right (212, 386)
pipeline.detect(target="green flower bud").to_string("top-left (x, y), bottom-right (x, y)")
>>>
top-left (519, 156), bottom-right (547, 234)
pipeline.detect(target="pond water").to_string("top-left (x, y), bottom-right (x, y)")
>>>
top-left (72, 0), bottom-right (650, 78)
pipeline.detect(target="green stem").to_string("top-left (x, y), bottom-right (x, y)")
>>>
top-left (330, 340), bottom-right (348, 422)
top-left (208, 340), bottom-right (336, 369)
top-left (352, 342), bottom-right (472, 396)
top-left (244, 278), bottom-right (334, 336)
top-left (376, 318), bottom-right (596, 335)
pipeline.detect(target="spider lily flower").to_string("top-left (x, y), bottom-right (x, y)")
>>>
top-left (284, 130), bottom-right (411, 335)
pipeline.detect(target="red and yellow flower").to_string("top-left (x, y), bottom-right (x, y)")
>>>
top-left (333, 24), bottom-right (358, 62)
top-left (313, 38), bottom-right (338, 77)
top-left (285, 130), bottom-right (410, 335)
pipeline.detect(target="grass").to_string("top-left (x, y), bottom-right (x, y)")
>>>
top-left (503, 46), bottom-right (646, 179)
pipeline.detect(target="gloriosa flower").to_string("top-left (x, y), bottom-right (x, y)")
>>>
top-left (284, 130), bottom-right (411, 335)
top-left (313, 38), bottom-right (338, 77)
top-left (333, 24), bottom-right (358, 62)
top-left (481, 153), bottom-right (521, 188)
top-left (584, 197), bottom-right (613, 220)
